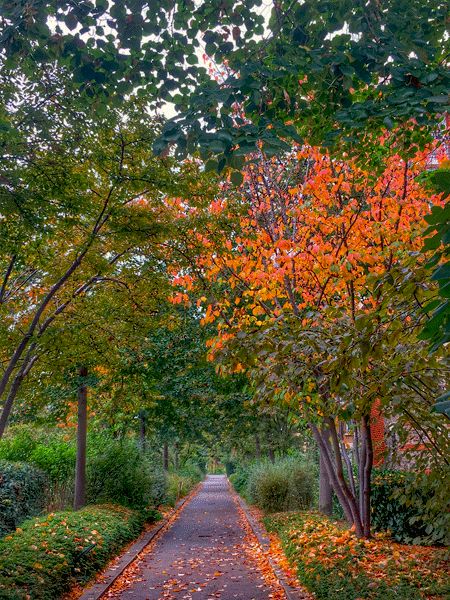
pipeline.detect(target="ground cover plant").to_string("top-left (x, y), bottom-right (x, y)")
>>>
top-left (0, 504), bottom-right (158, 600)
top-left (265, 511), bottom-right (450, 600)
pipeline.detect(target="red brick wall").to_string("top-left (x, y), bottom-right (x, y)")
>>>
top-left (370, 400), bottom-right (386, 467)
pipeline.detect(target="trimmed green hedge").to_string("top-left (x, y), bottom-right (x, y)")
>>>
top-left (0, 504), bottom-right (158, 599)
top-left (0, 461), bottom-right (48, 537)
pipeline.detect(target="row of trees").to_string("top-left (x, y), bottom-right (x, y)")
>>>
top-left (1, 0), bottom-right (448, 535)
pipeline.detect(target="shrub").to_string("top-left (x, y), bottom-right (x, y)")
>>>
top-left (372, 469), bottom-right (450, 545)
top-left (247, 457), bottom-right (315, 513)
top-left (0, 427), bottom-right (75, 485)
top-left (285, 460), bottom-right (316, 510)
top-left (229, 465), bottom-right (249, 497)
top-left (248, 462), bottom-right (288, 512)
top-left (166, 465), bottom-right (202, 505)
top-left (0, 461), bottom-right (48, 537)
top-left (87, 436), bottom-right (166, 509)
top-left (0, 504), bottom-right (154, 599)
top-left (0, 428), bottom-right (39, 463)
top-left (30, 442), bottom-right (75, 483)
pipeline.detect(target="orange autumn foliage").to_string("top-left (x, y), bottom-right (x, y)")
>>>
top-left (169, 144), bottom-right (443, 359)
top-left (266, 512), bottom-right (449, 595)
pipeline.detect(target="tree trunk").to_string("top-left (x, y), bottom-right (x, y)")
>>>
top-left (326, 417), bottom-right (364, 536)
top-left (163, 442), bottom-right (169, 471)
top-left (174, 441), bottom-right (180, 471)
top-left (0, 372), bottom-right (23, 438)
top-left (139, 411), bottom-right (147, 453)
top-left (360, 414), bottom-right (373, 537)
top-left (74, 366), bottom-right (88, 510)
top-left (0, 347), bottom-right (37, 439)
top-left (255, 434), bottom-right (262, 459)
top-left (319, 452), bottom-right (333, 515)
top-left (338, 422), bottom-right (357, 498)
top-left (310, 422), bottom-right (364, 536)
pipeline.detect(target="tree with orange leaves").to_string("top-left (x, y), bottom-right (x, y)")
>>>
top-left (169, 142), bottom-right (448, 538)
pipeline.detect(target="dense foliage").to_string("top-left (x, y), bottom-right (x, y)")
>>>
top-left (0, 504), bottom-right (154, 599)
top-left (244, 457), bottom-right (315, 513)
top-left (0, 6), bottom-right (448, 599)
top-left (371, 470), bottom-right (450, 545)
top-left (0, 461), bottom-right (47, 537)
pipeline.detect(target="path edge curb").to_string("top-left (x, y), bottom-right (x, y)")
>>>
top-left (230, 483), bottom-right (310, 600)
top-left (77, 482), bottom-right (202, 600)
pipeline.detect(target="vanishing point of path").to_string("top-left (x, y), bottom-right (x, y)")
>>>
top-left (108, 475), bottom-right (285, 600)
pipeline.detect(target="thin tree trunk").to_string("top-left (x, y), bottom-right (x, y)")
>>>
top-left (319, 428), bottom-right (333, 515)
top-left (310, 423), bottom-right (353, 522)
top-left (139, 411), bottom-right (147, 453)
top-left (338, 422), bottom-right (357, 498)
top-left (360, 414), bottom-right (373, 537)
top-left (310, 422), bottom-right (364, 536)
top-left (255, 434), bottom-right (262, 459)
top-left (0, 372), bottom-right (23, 438)
top-left (0, 347), bottom-right (37, 438)
top-left (326, 417), bottom-right (364, 536)
top-left (174, 441), bottom-right (180, 471)
top-left (319, 453), bottom-right (333, 515)
top-left (74, 366), bottom-right (88, 510)
top-left (163, 442), bottom-right (169, 471)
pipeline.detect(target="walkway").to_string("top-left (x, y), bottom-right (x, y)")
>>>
top-left (110, 475), bottom-right (283, 600)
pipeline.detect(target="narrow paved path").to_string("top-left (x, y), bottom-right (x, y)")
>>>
top-left (110, 475), bottom-right (282, 600)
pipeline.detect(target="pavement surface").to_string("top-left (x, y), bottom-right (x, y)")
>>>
top-left (110, 475), bottom-right (282, 600)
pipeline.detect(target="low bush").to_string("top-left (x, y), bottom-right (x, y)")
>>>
top-left (166, 464), bottom-right (203, 505)
top-left (0, 504), bottom-right (156, 599)
top-left (0, 428), bottom-right (39, 463)
top-left (247, 458), bottom-right (315, 513)
top-left (30, 442), bottom-right (76, 483)
top-left (372, 469), bottom-right (450, 545)
top-left (0, 427), bottom-right (75, 484)
top-left (87, 436), bottom-right (167, 509)
top-left (265, 511), bottom-right (450, 600)
top-left (229, 465), bottom-right (249, 498)
top-left (0, 461), bottom-right (48, 537)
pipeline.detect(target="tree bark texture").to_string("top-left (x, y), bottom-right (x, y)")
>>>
top-left (74, 366), bottom-right (88, 511)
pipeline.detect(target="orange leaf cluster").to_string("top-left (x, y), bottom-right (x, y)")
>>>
top-left (169, 143), bottom-right (443, 357)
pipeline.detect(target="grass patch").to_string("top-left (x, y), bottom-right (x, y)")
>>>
top-left (264, 511), bottom-right (449, 600)
top-left (0, 504), bottom-right (159, 599)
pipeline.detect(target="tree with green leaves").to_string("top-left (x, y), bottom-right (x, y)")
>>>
top-left (0, 99), bottom-right (214, 438)
top-left (1, 1), bottom-right (447, 165)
